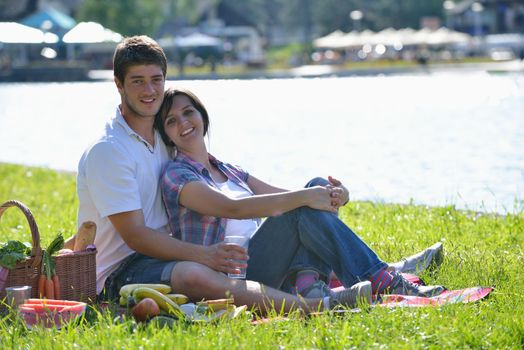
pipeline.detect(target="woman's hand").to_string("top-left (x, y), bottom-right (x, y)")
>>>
top-left (305, 186), bottom-right (338, 213)
top-left (328, 175), bottom-right (350, 208)
top-left (201, 242), bottom-right (249, 274)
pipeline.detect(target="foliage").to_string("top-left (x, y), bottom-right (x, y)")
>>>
top-left (74, 0), bottom-right (449, 41)
top-left (76, 0), bottom-right (166, 37)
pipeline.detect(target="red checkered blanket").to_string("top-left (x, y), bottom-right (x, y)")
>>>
top-left (331, 273), bottom-right (493, 307)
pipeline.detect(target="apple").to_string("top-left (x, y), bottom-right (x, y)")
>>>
top-left (132, 298), bottom-right (160, 322)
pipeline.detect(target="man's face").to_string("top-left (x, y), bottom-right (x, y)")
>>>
top-left (115, 64), bottom-right (165, 119)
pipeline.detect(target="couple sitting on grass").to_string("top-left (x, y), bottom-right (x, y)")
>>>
top-left (77, 35), bottom-right (444, 314)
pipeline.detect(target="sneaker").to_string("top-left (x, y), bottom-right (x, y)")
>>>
top-left (388, 242), bottom-right (444, 274)
top-left (300, 280), bottom-right (331, 299)
top-left (330, 281), bottom-right (372, 308)
top-left (387, 271), bottom-right (445, 297)
top-left (302, 280), bottom-right (372, 309)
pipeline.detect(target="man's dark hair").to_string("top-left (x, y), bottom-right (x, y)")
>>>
top-left (113, 35), bottom-right (167, 83)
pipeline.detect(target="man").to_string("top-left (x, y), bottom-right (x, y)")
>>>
top-left (75, 35), bottom-right (366, 313)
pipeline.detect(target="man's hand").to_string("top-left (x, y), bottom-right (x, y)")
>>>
top-left (201, 242), bottom-right (249, 274)
top-left (328, 175), bottom-right (350, 208)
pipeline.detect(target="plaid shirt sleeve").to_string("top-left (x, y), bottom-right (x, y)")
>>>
top-left (162, 162), bottom-right (201, 210)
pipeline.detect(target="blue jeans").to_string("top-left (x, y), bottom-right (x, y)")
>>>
top-left (246, 178), bottom-right (387, 293)
top-left (100, 253), bottom-right (177, 301)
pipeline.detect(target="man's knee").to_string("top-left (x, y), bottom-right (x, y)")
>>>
top-left (305, 177), bottom-right (329, 188)
top-left (171, 261), bottom-right (213, 291)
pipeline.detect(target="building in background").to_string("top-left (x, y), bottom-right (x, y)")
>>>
top-left (444, 0), bottom-right (524, 35)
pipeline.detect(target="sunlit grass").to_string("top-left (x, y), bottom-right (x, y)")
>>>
top-left (1, 162), bottom-right (523, 349)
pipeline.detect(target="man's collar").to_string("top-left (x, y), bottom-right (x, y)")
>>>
top-left (114, 107), bottom-right (156, 152)
top-left (114, 106), bottom-right (139, 137)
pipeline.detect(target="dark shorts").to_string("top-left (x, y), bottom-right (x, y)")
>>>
top-left (99, 253), bottom-right (177, 301)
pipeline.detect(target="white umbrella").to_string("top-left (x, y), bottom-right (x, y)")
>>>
top-left (175, 32), bottom-right (222, 48)
top-left (0, 22), bottom-right (58, 43)
top-left (371, 27), bottom-right (403, 46)
top-left (337, 31), bottom-right (363, 49)
top-left (158, 33), bottom-right (223, 53)
top-left (63, 21), bottom-right (122, 43)
top-left (313, 30), bottom-right (346, 49)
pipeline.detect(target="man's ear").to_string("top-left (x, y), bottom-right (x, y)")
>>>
top-left (114, 76), bottom-right (123, 92)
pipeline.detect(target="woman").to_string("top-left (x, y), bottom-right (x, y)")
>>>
top-left (155, 87), bottom-right (444, 304)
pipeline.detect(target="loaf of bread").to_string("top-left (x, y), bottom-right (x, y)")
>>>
top-left (73, 221), bottom-right (97, 251)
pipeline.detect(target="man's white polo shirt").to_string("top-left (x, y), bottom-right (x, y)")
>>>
top-left (77, 108), bottom-right (170, 294)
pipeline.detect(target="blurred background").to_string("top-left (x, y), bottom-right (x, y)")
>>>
top-left (1, 0), bottom-right (524, 81)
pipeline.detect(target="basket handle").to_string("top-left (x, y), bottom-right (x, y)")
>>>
top-left (0, 200), bottom-right (43, 268)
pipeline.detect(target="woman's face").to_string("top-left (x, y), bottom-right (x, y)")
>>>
top-left (163, 94), bottom-right (205, 150)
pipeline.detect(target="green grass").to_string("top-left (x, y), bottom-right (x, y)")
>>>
top-left (1, 162), bottom-right (523, 349)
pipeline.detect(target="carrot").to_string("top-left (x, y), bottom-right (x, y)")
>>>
top-left (45, 277), bottom-right (55, 299)
top-left (52, 274), bottom-right (61, 300)
top-left (38, 273), bottom-right (46, 298)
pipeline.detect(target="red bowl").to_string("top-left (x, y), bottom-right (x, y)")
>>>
top-left (19, 300), bottom-right (86, 329)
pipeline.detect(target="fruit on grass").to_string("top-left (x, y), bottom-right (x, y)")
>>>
top-left (26, 298), bottom-right (84, 306)
top-left (150, 315), bottom-right (176, 328)
top-left (20, 300), bottom-right (87, 329)
top-left (132, 287), bottom-right (184, 319)
top-left (132, 297), bottom-right (160, 322)
top-left (165, 293), bottom-right (189, 305)
top-left (119, 283), bottom-right (171, 298)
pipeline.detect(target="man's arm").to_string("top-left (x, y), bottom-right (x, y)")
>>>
top-left (108, 210), bottom-right (248, 275)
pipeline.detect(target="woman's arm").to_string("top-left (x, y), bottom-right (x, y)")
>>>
top-left (246, 174), bottom-right (288, 195)
top-left (248, 174), bottom-right (348, 209)
top-left (179, 180), bottom-right (337, 219)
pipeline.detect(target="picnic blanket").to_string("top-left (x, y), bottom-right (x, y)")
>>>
top-left (330, 273), bottom-right (493, 308)
top-left (377, 286), bottom-right (493, 307)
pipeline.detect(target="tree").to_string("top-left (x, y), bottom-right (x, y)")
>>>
top-left (76, 0), bottom-right (165, 37)
top-left (74, 0), bottom-right (448, 41)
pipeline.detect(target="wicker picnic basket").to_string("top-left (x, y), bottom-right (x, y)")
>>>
top-left (0, 200), bottom-right (97, 303)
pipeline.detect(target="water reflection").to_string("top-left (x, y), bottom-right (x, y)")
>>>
top-left (0, 73), bottom-right (522, 214)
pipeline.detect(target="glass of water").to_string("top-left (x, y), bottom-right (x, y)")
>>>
top-left (223, 235), bottom-right (249, 279)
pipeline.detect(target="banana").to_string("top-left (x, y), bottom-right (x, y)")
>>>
top-left (165, 293), bottom-right (189, 305)
top-left (132, 287), bottom-right (185, 320)
top-left (119, 283), bottom-right (171, 298)
top-left (119, 295), bottom-right (137, 307)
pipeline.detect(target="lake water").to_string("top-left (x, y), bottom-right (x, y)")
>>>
top-left (0, 71), bottom-right (523, 214)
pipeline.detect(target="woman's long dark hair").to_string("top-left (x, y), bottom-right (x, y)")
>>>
top-left (154, 87), bottom-right (210, 147)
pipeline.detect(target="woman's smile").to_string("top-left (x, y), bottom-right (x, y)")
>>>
top-left (180, 127), bottom-right (195, 137)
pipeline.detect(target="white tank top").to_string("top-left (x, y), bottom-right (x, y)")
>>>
top-left (216, 180), bottom-right (259, 239)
